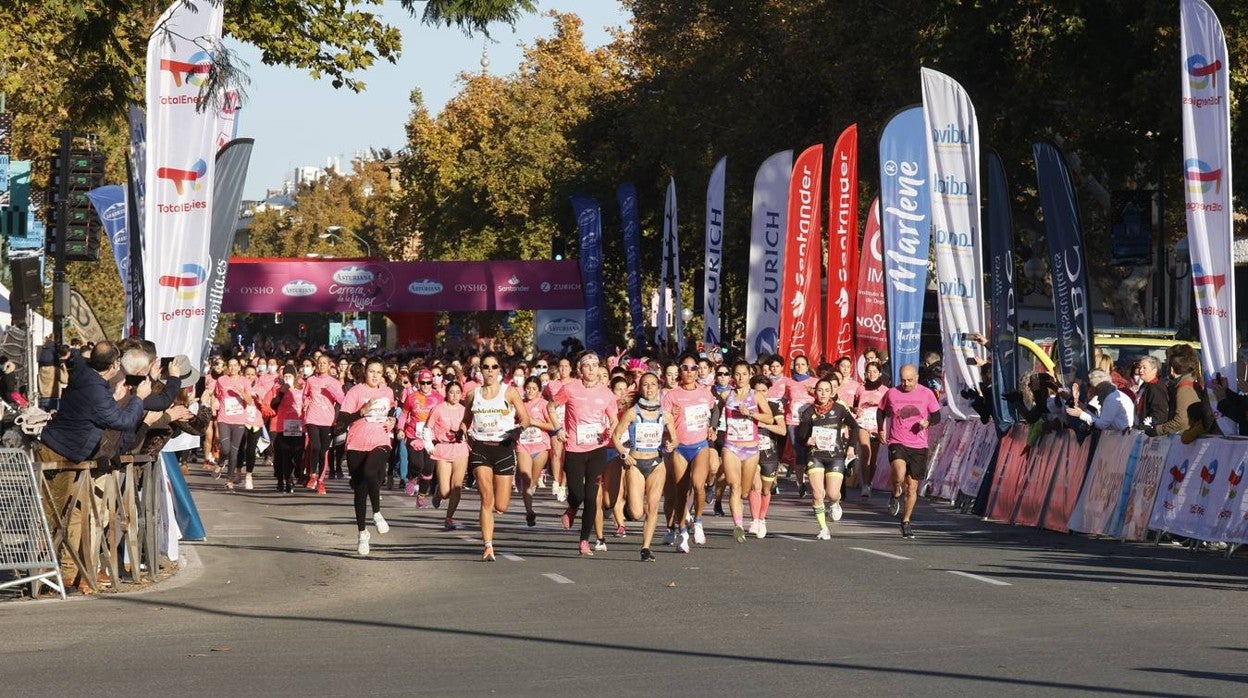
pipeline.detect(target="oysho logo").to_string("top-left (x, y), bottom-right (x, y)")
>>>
top-left (282, 280), bottom-right (317, 297)
top-left (238, 285), bottom-right (274, 295)
top-left (156, 158), bottom-right (208, 195)
top-left (408, 279), bottom-right (443, 295)
top-left (1184, 158), bottom-right (1222, 195)
top-left (1187, 53), bottom-right (1223, 90)
top-left (543, 317), bottom-right (584, 336)
top-left (158, 263), bottom-right (207, 300)
top-left (159, 49), bottom-right (214, 88)
top-left (333, 266), bottom-right (375, 286)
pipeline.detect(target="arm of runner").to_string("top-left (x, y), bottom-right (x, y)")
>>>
top-left (507, 386), bottom-right (531, 428)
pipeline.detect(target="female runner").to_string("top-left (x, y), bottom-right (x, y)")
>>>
top-left (462, 353), bottom-right (530, 561)
top-left (785, 355), bottom-right (818, 498)
top-left (549, 351), bottom-right (618, 556)
top-left (428, 382), bottom-right (469, 531)
top-left (748, 374), bottom-right (786, 538)
top-left (719, 360), bottom-right (773, 543)
top-left (544, 357), bottom-right (574, 502)
top-left (612, 372), bottom-right (676, 560)
top-left (517, 377), bottom-right (556, 526)
top-left (401, 369), bottom-right (443, 505)
top-left (304, 354), bottom-right (345, 494)
top-left (660, 353), bottom-right (718, 552)
top-left (853, 361), bottom-right (889, 500)
top-left (796, 376), bottom-right (860, 539)
top-left (337, 359), bottom-right (398, 555)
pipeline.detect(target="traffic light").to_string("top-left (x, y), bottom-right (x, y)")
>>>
top-left (47, 148), bottom-right (105, 262)
top-left (552, 236), bottom-right (566, 261)
top-left (274, 311), bottom-right (283, 325)
top-left (298, 323), bottom-right (308, 339)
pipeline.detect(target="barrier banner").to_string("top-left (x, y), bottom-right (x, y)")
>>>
top-left (826, 125), bottom-right (858, 360)
top-left (986, 151), bottom-right (1018, 428)
top-left (746, 150), bottom-right (792, 361)
top-left (959, 421), bottom-right (1002, 499)
top-left (1181, 0), bottom-right (1238, 433)
top-left (1120, 436), bottom-right (1174, 541)
top-left (1040, 431), bottom-right (1095, 532)
top-left (222, 259), bottom-right (585, 313)
top-left (617, 183), bottom-right (646, 343)
top-left (201, 138), bottom-right (253, 367)
top-left (571, 195), bottom-right (605, 353)
top-left (922, 68), bottom-right (987, 420)
top-left (928, 418), bottom-right (975, 501)
top-left (1011, 431), bottom-right (1066, 526)
top-left (144, 0), bottom-right (224, 360)
top-left (855, 197), bottom-right (887, 354)
top-left (1069, 431), bottom-right (1143, 535)
top-left (1148, 438), bottom-right (1215, 537)
top-left (704, 157), bottom-right (726, 347)
top-left (1033, 140), bottom-right (1094, 388)
top-left (86, 185), bottom-right (132, 332)
top-left (985, 425), bottom-right (1031, 521)
top-left (1194, 440), bottom-right (1248, 543)
top-left (778, 144), bottom-right (823, 363)
top-left (879, 106), bottom-right (932, 383)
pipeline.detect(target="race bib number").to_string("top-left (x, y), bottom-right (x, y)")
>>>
top-left (684, 403), bottom-right (710, 432)
top-left (633, 422), bottom-right (663, 451)
top-left (283, 419), bottom-right (304, 437)
top-left (576, 422), bottom-right (604, 446)
top-left (857, 408), bottom-right (878, 431)
top-left (759, 435), bottom-right (773, 452)
top-left (474, 412), bottom-right (502, 433)
top-left (365, 397), bottom-right (391, 424)
top-left (519, 426), bottom-right (545, 445)
top-left (222, 396), bottom-right (243, 417)
top-left (812, 425), bottom-right (838, 451)
top-left (726, 418), bottom-right (755, 442)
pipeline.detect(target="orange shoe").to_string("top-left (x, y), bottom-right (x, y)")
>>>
top-left (316, 482), bottom-right (326, 495)
top-left (306, 475), bottom-right (319, 491)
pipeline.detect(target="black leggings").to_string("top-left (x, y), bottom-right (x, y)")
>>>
top-left (405, 443), bottom-right (435, 493)
top-left (240, 428), bottom-right (260, 473)
top-left (564, 448), bottom-right (608, 542)
top-left (347, 446), bottom-right (390, 531)
top-left (274, 434), bottom-right (304, 485)
top-left (307, 424), bottom-right (334, 477)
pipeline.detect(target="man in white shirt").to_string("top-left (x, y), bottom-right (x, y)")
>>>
top-left (1066, 370), bottom-right (1134, 432)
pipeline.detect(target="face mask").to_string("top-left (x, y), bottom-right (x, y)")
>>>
top-left (513, 374), bottom-right (525, 387)
top-left (284, 376), bottom-right (295, 387)
top-left (269, 365), bottom-right (278, 374)
top-left (433, 375), bottom-right (443, 387)
top-left (302, 366), bottom-right (313, 377)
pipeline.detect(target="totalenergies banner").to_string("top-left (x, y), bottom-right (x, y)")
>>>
top-left (825, 125), bottom-right (858, 361)
top-left (922, 68), bottom-right (987, 420)
top-left (1181, 0), bottom-right (1238, 431)
top-left (778, 143), bottom-right (823, 363)
top-left (220, 259), bottom-right (585, 313)
top-left (746, 150), bottom-right (792, 361)
top-left (144, 0), bottom-right (224, 367)
top-left (855, 197), bottom-right (887, 354)
top-left (879, 106), bottom-right (932, 383)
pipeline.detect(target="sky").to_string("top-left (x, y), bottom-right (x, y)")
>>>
top-left (226, 1), bottom-right (631, 200)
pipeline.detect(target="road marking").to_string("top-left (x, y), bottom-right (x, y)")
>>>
top-left (501, 553), bottom-right (524, 562)
top-left (850, 547), bottom-right (912, 561)
top-left (775, 534), bottom-right (813, 543)
top-left (948, 570), bottom-right (1012, 586)
top-left (458, 535), bottom-right (480, 543)
top-left (543, 573), bottom-right (574, 584)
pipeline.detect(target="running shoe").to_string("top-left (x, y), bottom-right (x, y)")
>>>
top-left (640, 548), bottom-right (656, 562)
top-left (560, 507), bottom-right (576, 530)
top-left (373, 512), bottom-right (389, 534)
top-left (692, 520), bottom-right (706, 545)
top-left (275, 481), bottom-right (284, 493)
top-left (244, 473), bottom-right (254, 491)
top-left (830, 502), bottom-right (843, 522)
top-left (798, 482), bottom-right (808, 499)
top-left (416, 494), bottom-right (427, 509)
top-left (615, 523), bottom-right (627, 538)
top-left (756, 520), bottom-right (768, 539)
top-left (358, 530), bottom-right (371, 556)
top-left (887, 495), bottom-right (901, 517)
top-left (733, 525), bottom-right (745, 544)
top-left (443, 518), bottom-right (457, 531)
top-left (816, 527), bottom-right (831, 540)
top-left (432, 492), bottom-right (442, 509)
top-left (713, 499), bottom-right (725, 517)
top-left (224, 480), bottom-right (234, 491)
top-left (663, 528), bottom-right (677, 546)
top-left (526, 512), bottom-right (537, 527)
top-left (594, 539), bottom-right (607, 552)
top-left (748, 519), bottom-right (760, 536)
top-left (579, 540), bottom-right (594, 556)
top-left (285, 483), bottom-right (294, 494)
top-left (212, 465), bottom-right (223, 480)
top-left (316, 482), bottom-right (326, 495)
top-left (678, 529), bottom-right (691, 553)
top-left (306, 475), bottom-right (319, 491)
top-left (405, 479), bottom-right (419, 497)
top-left (555, 484), bottom-right (568, 503)
top-left (901, 521), bottom-right (915, 539)
top-left (482, 543), bottom-right (496, 562)
top-left (860, 485), bottom-right (871, 501)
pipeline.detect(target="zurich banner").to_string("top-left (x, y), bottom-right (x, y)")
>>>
top-left (616, 183), bottom-right (645, 343)
top-left (1034, 140), bottom-right (1093, 388)
top-left (571, 195), bottom-right (605, 353)
top-left (746, 150), bottom-right (792, 362)
top-left (704, 157), bottom-right (726, 348)
top-left (86, 184), bottom-right (132, 332)
top-left (986, 151), bottom-right (1018, 429)
top-left (879, 106), bottom-right (932, 383)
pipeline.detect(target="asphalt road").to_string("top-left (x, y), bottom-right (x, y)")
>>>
top-left (3, 466), bottom-right (1246, 697)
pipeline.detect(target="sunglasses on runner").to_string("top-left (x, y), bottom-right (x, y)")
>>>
top-left (419, 380), bottom-right (433, 385)
top-left (681, 364), bottom-right (698, 371)
top-left (535, 364), bottom-right (548, 370)
top-left (483, 364), bottom-right (501, 370)
top-left (716, 371), bottom-right (730, 377)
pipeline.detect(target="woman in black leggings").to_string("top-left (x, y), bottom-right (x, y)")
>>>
top-left (338, 358), bottom-right (398, 556)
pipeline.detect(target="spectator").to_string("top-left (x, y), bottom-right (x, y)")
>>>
top-left (1066, 369), bottom-right (1133, 431)
top-left (1149, 347), bottom-right (1210, 438)
top-left (1131, 356), bottom-right (1169, 431)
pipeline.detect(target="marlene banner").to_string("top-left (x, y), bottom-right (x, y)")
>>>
top-left (855, 197), bottom-right (887, 355)
top-left (220, 259), bottom-right (586, 313)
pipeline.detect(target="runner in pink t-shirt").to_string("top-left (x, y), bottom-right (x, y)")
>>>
top-left (429, 382), bottom-right (469, 531)
top-left (853, 360), bottom-right (890, 501)
top-left (543, 357), bottom-right (575, 502)
top-left (338, 358), bottom-right (398, 556)
top-left (303, 355), bottom-right (345, 493)
top-left (660, 354), bottom-right (718, 552)
top-left (518, 377), bottom-right (557, 527)
top-left (877, 364), bottom-right (942, 539)
top-left (549, 352), bottom-right (618, 554)
top-left (784, 355), bottom-right (818, 498)
top-left (400, 369), bottom-right (443, 503)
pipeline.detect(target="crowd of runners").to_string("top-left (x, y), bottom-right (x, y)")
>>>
top-left (193, 347), bottom-right (940, 559)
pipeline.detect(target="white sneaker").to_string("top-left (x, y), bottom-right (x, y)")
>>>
top-left (816, 527), bottom-right (831, 540)
top-left (757, 520), bottom-right (767, 539)
top-left (663, 528), bottom-right (677, 546)
top-left (748, 519), bottom-right (760, 535)
top-left (594, 539), bottom-right (607, 552)
top-left (830, 502), bottom-right (843, 522)
top-left (357, 530), bottom-right (371, 555)
top-left (678, 530), bottom-right (691, 553)
top-left (244, 473), bottom-right (254, 491)
top-left (373, 512), bottom-right (389, 534)
top-left (554, 484), bottom-right (568, 503)
top-left (692, 521), bottom-right (706, 545)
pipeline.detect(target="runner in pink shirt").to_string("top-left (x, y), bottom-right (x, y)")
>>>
top-left (660, 353), bottom-right (718, 552)
top-left (784, 355), bottom-right (818, 498)
top-left (877, 364), bottom-right (942, 539)
top-left (853, 360), bottom-right (890, 501)
top-left (428, 383), bottom-right (469, 531)
top-left (338, 358), bottom-right (397, 556)
top-left (543, 357), bottom-right (574, 502)
top-left (268, 366), bottom-right (305, 493)
top-left (518, 377), bottom-right (556, 527)
top-left (303, 354), bottom-right (345, 493)
top-left (400, 369), bottom-right (443, 505)
top-left (549, 351), bottom-right (618, 556)
top-left (213, 357), bottom-right (252, 490)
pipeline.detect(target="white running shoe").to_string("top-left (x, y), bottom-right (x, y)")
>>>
top-left (357, 530), bottom-right (371, 556)
top-left (663, 528), bottom-right (677, 546)
top-left (678, 530), bottom-right (691, 553)
top-left (756, 520), bottom-right (768, 539)
top-left (555, 484), bottom-right (568, 503)
top-left (830, 502), bottom-right (843, 522)
top-left (594, 539), bottom-right (607, 552)
top-left (748, 519), bottom-right (760, 535)
top-left (244, 473), bottom-right (254, 491)
top-left (692, 521), bottom-right (706, 545)
top-left (816, 527), bottom-right (831, 540)
top-left (373, 512), bottom-right (389, 534)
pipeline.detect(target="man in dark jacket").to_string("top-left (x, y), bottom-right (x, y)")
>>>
top-left (40, 340), bottom-right (148, 463)
top-left (1132, 356), bottom-right (1170, 431)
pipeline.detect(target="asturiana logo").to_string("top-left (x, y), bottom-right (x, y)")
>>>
top-left (333, 267), bottom-right (375, 286)
top-left (158, 262), bottom-right (207, 300)
top-left (408, 279), bottom-right (443, 295)
top-left (1186, 53), bottom-right (1223, 90)
top-left (102, 201), bottom-right (126, 223)
top-left (156, 158), bottom-right (208, 196)
top-left (282, 280), bottom-right (318, 297)
top-left (1184, 158), bottom-right (1222, 195)
top-left (544, 317), bottom-right (583, 336)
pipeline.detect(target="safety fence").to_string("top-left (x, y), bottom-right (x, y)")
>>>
top-left (0, 449), bottom-right (64, 599)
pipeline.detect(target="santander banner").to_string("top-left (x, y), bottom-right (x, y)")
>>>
top-left (221, 259), bottom-right (585, 313)
top-left (1181, 0), bottom-right (1237, 432)
top-left (746, 150), bottom-right (792, 362)
top-left (778, 144), bottom-right (823, 363)
top-left (855, 197), bottom-right (887, 354)
top-left (825, 125), bottom-right (858, 361)
top-left (144, 0), bottom-right (223, 367)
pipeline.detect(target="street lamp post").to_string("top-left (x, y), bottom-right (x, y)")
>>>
top-left (319, 226), bottom-right (374, 348)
